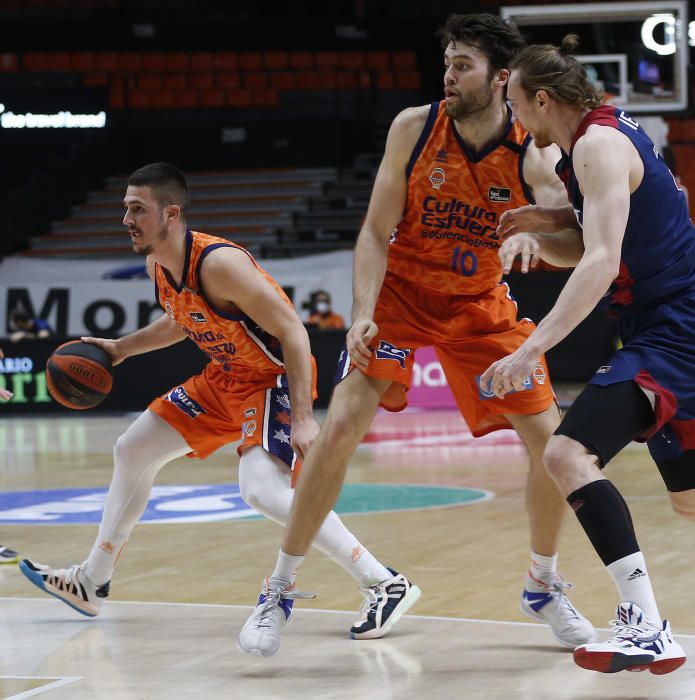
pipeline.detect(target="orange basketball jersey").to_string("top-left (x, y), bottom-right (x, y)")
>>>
top-left (388, 101), bottom-right (533, 295)
top-left (154, 229), bottom-right (291, 383)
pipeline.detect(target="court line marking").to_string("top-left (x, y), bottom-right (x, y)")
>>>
top-left (4, 596), bottom-right (695, 639)
top-left (0, 676), bottom-right (82, 700)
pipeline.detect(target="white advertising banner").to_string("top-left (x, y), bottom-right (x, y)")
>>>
top-left (0, 251), bottom-right (354, 336)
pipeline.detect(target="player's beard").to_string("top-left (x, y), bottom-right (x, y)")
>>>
top-left (444, 81), bottom-right (494, 122)
top-left (133, 222), bottom-right (169, 256)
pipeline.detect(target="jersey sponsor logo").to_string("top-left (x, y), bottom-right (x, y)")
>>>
top-left (189, 312), bottom-right (207, 323)
top-left (244, 407), bottom-right (257, 417)
top-left (596, 365), bottom-right (611, 374)
top-left (435, 149), bottom-right (448, 163)
top-left (165, 385), bottom-right (207, 418)
top-left (375, 340), bottom-right (411, 369)
top-left (429, 167), bottom-right (446, 189)
top-left (419, 196), bottom-right (500, 243)
top-left (477, 374), bottom-right (533, 400)
top-left (275, 392), bottom-right (291, 410)
top-left (488, 186), bottom-right (511, 203)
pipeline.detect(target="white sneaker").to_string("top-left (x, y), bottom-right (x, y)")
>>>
top-left (520, 573), bottom-right (596, 648)
top-left (351, 568), bottom-right (421, 640)
top-left (574, 602), bottom-right (686, 674)
top-left (237, 578), bottom-right (316, 658)
top-left (0, 545), bottom-right (19, 564)
top-left (19, 558), bottom-right (109, 617)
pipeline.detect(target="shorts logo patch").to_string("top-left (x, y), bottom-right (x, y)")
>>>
top-left (477, 375), bottom-right (533, 400)
top-left (533, 364), bottom-right (546, 385)
top-left (275, 410), bottom-right (292, 426)
top-left (189, 312), bottom-right (207, 323)
top-left (597, 365), bottom-right (611, 374)
top-left (244, 407), bottom-right (257, 418)
top-left (375, 340), bottom-right (411, 370)
top-left (429, 167), bottom-right (446, 190)
top-left (242, 419), bottom-right (257, 437)
top-left (275, 393), bottom-right (291, 410)
top-left (165, 386), bottom-right (206, 418)
top-left (273, 428), bottom-right (291, 445)
top-left (488, 186), bottom-right (511, 202)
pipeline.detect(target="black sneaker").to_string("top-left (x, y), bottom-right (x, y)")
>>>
top-left (350, 568), bottom-right (421, 639)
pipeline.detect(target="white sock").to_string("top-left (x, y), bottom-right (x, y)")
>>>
top-left (528, 551), bottom-right (558, 586)
top-left (606, 551), bottom-right (661, 627)
top-left (270, 550), bottom-right (304, 586)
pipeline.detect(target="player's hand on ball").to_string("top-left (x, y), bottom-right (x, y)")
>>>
top-left (499, 233), bottom-right (541, 274)
top-left (81, 337), bottom-right (127, 366)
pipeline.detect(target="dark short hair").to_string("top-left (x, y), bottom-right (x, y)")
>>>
top-left (510, 34), bottom-right (603, 109)
top-left (440, 13), bottom-right (527, 77)
top-left (127, 162), bottom-right (189, 216)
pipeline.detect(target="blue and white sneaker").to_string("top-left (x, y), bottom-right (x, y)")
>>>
top-left (237, 578), bottom-right (316, 657)
top-left (574, 602), bottom-right (686, 674)
top-left (350, 569), bottom-right (421, 640)
top-left (520, 572), bottom-right (596, 647)
top-left (19, 558), bottom-right (109, 617)
top-left (0, 545), bottom-right (19, 564)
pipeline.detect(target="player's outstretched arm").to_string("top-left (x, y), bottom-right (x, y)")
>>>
top-left (349, 106), bottom-right (427, 368)
top-left (482, 128), bottom-right (635, 398)
top-left (201, 247), bottom-right (319, 460)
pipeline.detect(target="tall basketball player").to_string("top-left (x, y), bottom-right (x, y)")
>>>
top-left (238, 14), bottom-right (596, 657)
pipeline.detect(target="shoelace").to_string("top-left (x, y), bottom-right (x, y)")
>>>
top-left (255, 587), bottom-right (316, 628)
top-left (606, 618), bottom-right (660, 643)
top-left (543, 578), bottom-right (581, 620)
top-left (358, 586), bottom-right (384, 617)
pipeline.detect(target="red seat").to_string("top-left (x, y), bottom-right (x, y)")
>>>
top-left (339, 52), bottom-right (363, 70)
top-left (337, 71), bottom-right (357, 90)
top-left (270, 71), bottom-right (295, 90)
top-left (318, 70), bottom-right (337, 90)
top-left (0, 53), bottom-right (17, 72)
top-left (392, 51), bottom-right (417, 69)
top-left (139, 75), bottom-right (162, 91)
top-left (376, 70), bottom-right (395, 90)
top-left (163, 74), bottom-right (187, 90)
top-left (396, 69), bottom-right (421, 90)
top-left (23, 53), bottom-right (48, 72)
top-left (149, 89), bottom-right (175, 108)
top-left (200, 89), bottom-right (226, 107)
top-left (109, 76), bottom-right (124, 108)
top-left (142, 53), bottom-right (165, 72)
top-left (216, 72), bottom-right (240, 90)
top-left (289, 51), bottom-right (313, 69)
top-left (83, 72), bottom-right (108, 87)
top-left (128, 91), bottom-right (150, 109)
top-left (253, 88), bottom-right (278, 108)
top-left (190, 73), bottom-right (214, 90)
top-left (174, 89), bottom-right (199, 108)
top-left (296, 70), bottom-right (321, 90)
top-left (239, 52), bottom-right (262, 70)
top-left (71, 52), bottom-right (94, 72)
top-left (95, 52), bottom-right (118, 72)
top-left (228, 89), bottom-right (252, 107)
top-left (265, 52), bottom-right (288, 69)
top-left (118, 52), bottom-right (142, 73)
top-left (244, 71), bottom-right (268, 90)
top-left (191, 52), bottom-right (214, 71)
top-left (214, 52), bottom-right (238, 71)
top-left (316, 51), bottom-right (338, 69)
top-left (166, 52), bottom-right (189, 72)
top-left (366, 51), bottom-right (389, 70)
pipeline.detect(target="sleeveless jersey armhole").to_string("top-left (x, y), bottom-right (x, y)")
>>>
top-left (405, 102), bottom-right (440, 180)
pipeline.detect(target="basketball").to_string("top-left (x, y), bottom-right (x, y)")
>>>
top-left (45, 341), bottom-right (114, 410)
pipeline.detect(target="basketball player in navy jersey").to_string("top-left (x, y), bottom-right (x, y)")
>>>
top-left (481, 35), bottom-right (692, 674)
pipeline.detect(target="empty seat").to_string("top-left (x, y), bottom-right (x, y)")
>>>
top-left (23, 52), bottom-right (48, 71)
top-left (109, 76), bottom-right (125, 108)
top-left (270, 71), bottom-right (295, 90)
top-left (289, 51), bottom-right (313, 69)
top-left (142, 53), bottom-right (165, 72)
top-left (128, 91), bottom-right (150, 109)
top-left (118, 52), bottom-right (142, 73)
top-left (71, 52), bottom-right (95, 72)
top-left (163, 74), bottom-right (188, 90)
top-left (217, 72), bottom-right (241, 89)
top-left (244, 71), bottom-right (268, 90)
top-left (339, 52), bottom-right (363, 70)
top-left (139, 75), bottom-right (162, 91)
top-left (316, 51), bottom-right (338, 69)
top-left (396, 69), bottom-right (421, 90)
top-left (174, 89), bottom-right (199, 108)
top-left (392, 50), bottom-right (417, 68)
top-left (166, 52), bottom-right (189, 72)
top-left (0, 52), bottom-right (17, 72)
top-left (149, 89), bottom-right (175, 108)
top-left (265, 52), bottom-right (288, 69)
top-left (83, 72), bottom-right (108, 87)
top-left (376, 70), bottom-right (395, 90)
top-left (190, 73), bottom-right (215, 90)
top-left (227, 88), bottom-right (252, 107)
top-left (295, 70), bottom-right (321, 90)
top-left (95, 52), bottom-right (118, 72)
top-left (366, 51), bottom-right (389, 70)
top-left (200, 89), bottom-right (226, 107)
top-left (239, 52), bottom-right (262, 70)
top-left (214, 52), bottom-right (238, 71)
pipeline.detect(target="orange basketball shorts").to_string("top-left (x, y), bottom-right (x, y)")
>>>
top-left (149, 359), bottom-right (317, 474)
top-left (337, 272), bottom-right (554, 436)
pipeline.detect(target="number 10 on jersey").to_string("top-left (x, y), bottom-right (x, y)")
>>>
top-left (451, 247), bottom-right (477, 276)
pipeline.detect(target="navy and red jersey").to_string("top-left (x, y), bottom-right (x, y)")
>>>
top-left (556, 105), bottom-right (695, 316)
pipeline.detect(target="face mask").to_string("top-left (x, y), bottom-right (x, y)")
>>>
top-left (315, 301), bottom-right (330, 314)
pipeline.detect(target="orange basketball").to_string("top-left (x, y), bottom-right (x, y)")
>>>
top-left (45, 341), bottom-right (114, 409)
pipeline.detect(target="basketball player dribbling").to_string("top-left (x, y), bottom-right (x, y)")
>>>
top-left (482, 36), bottom-right (691, 674)
top-left (238, 14), bottom-right (596, 657)
top-left (18, 163), bottom-right (410, 640)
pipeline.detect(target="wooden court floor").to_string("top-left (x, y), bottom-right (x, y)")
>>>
top-left (1, 411), bottom-right (694, 699)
